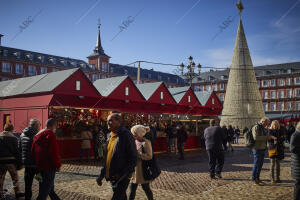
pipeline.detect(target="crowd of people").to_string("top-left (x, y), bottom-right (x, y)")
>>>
top-left (0, 113), bottom-right (300, 200)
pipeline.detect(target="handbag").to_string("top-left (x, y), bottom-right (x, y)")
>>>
top-left (141, 146), bottom-right (161, 181)
top-left (268, 147), bottom-right (278, 158)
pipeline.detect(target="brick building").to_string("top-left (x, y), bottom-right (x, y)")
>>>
top-left (0, 22), bottom-right (184, 87)
top-left (193, 62), bottom-right (300, 114)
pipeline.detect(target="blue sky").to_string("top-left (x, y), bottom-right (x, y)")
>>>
top-left (1, 0), bottom-right (300, 73)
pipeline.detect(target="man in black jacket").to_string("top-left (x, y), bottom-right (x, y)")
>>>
top-left (286, 121), bottom-right (296, 144)
top-left (97, 113), bottom-right (137, 200)
top-left (204, 119), bottom-right (226, 179)
top-left (290, 122), bottom-right (300, 200)
top-left (19, 118), bottom-right (41, 200)
top-left (176, 124), bottom-right (188, 160)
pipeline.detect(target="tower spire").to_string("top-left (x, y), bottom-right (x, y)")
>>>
top-left (220, 0), bottom-right (265, 128)
top-left (94, 17), bottom-right (104, 55)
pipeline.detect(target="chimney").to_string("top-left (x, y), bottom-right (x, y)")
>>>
top-left (0, 34), bottom-right (3, 46)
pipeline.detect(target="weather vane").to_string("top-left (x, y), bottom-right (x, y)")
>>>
top-left (236, 0), bottom-right (244, 17)
top-left (98, 18), bottom-right (101, 29)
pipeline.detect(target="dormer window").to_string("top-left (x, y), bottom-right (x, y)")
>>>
top-left (26, 53), bottom-right (33, 61)
top-left (37, 55), bottom-right (45, 63)
top-left (71, 61), bottom-right (77, 67)
top-left (80, 63), bottom-right (86, 68)
top-left (60, 59), bottom-right (68, 66)
top-left (49, 57), bottom-right (56, 64)
top-left (3, 50), bottom-right (8, 56)
top-left (221, 75), bottom-right (228, 80)
top-left (13, 52), bottom-right (21, 58)
top-left (124, 69), bottom-right (128, 75)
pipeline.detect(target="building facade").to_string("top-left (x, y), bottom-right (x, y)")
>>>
top-left (193, 62), bottom-right (300, 114)
top-left (0, 22), bottom-right (184, 87)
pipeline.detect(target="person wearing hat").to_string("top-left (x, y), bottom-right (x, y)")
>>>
top-left (0, 124), bottom-right (25, 199)
top-left (129, 125), bottom-right (154, 200)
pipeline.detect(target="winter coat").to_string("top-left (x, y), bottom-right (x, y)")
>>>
top-left (204, 126), bottom-right (226, 151)
top-left (227, 128), bottom-right (234, 142)
top-left (286, 125), bottom-right (296, 142)
top-left (19, 126), bottom-right (38, 166)
top-left (291, 130), bottom-right (300, 180)
top-left (177, 128), bottom-right (188, 143)
top-left (131, 139), bottom-right (153, 184)
top-left (252, 123), bottom-right (267, 150)
top-left (267, 129), bottom-right (285, 160)
top-left (32, 129), bottom-right (61, 171)
top-left (99, 127), bottom-right (138, 181)
top-left (81, 130), bottom-right (92, 149)
top-left (0, 131), bottom-right (22, 166)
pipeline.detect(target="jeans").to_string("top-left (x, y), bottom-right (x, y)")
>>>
top-left (37, 170), bottom-right (60, 200)
top-left (0, 164), bottom-right (21, 197)
top-left (168, 138), bottom-right (177, 153)
top-left (207, 149), bottom-right (224, 177)
top-left (235, 136), bottom-right (239, 144)
top-left (270, 158), bottom-right (280, 180)
top-left (129, 183), bottom-right (153, 200)
top-left (252, 149), bottom-right (265, 180)
top-left (111, 177), bottom-right (130, 200)
top-left (177, 142), bottom-right (185, 159)
top-left (295, 179), bottom-right (300, 200)
top-left (80, 148), bottom-right (90, 160)
top-left (24, 166), bottom-right (38, 200)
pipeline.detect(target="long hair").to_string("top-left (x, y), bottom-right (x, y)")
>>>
top-left (270, 120), bottom-right (280, 130)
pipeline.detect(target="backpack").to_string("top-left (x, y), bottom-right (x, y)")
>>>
top-left (244, 126), bottom-right (255, 148)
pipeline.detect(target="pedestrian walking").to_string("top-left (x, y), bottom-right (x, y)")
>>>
top-left (129, 125), bottom-right (154, 200)
top-left (227, 125), bottom-right (234, 151)
top-left (32, 118), bottom-right (61, 200)
top-left (80, 126), bottom-right (92, 162)
top-left (221, 125), bottom-right (228, 151)
top-left (286, 121), bottom-right (296, 144)
top-left (204, 119), bottom-right (226, 179)
top-left (267, 120), bottom-right (285, 184)
top-left (234, 126), bottom-right (240, 144)
top-left (251, 118), bottom-right (274, 185)
top-left (0, 124), bottom-right (25, 199)
top-left (96, 113), bottom-right (138, 200)
top-left (176, 123), bottom-right (188, 160)
top-left (19, 118), bottom-right (41, 200)
top-left (290, 122), bottom-right (300, 200)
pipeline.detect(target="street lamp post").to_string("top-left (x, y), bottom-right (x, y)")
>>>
top-left (180, 56), bottom-right (201, 87)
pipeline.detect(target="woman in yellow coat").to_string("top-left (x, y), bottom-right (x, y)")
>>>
top-left (129, 125), bottom-right (153, 200)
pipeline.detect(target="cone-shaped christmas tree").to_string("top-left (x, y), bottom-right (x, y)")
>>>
top-left (220, 0), bottom-right (265, 129)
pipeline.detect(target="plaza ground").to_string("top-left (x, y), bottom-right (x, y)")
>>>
top-left (3, 141), bottom-right (294, 200)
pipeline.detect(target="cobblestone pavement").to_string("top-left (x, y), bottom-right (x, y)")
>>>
top-left (3, 141), bottom-right (294, 200)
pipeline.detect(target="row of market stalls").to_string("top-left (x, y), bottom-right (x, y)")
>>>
top-left (0, 68), bottom-right (222, 159)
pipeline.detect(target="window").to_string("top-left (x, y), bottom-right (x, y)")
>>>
top-left (148, 73), bottom-right (152, 79)
top-left (221, 75), bottom-right (227, 80)
top-left (194, 86), bottom-right (198, 91)
top-left (287, 89), bottom-right (292, 98)
top-left (160, 91), bottom-right (164, 100)
top-left (3, 50), bottom-right (8, 57)
top-left (257, 80), bottom-right (260, 88)
top-left (26, 54), bottom-right (33, 61)
top-left (270, 79), bottom-right (276, 87)
top-left (220, 83), bottom-right (224, 90)
top-left (295, 89), bottom-right (300, 97)
top-left (278, 90), bottom-right (284, 98)
top-left (278, 79), bottom-right (284, 86)
top-left (297, 102), bottom-right (300, 111)
top-left (125, 86), bottom-right (129, 96)
top-left (287, 69), bottom-right (292, 74)
top-left (287, 102), bottom-right (293, 110)
top-left (295, 77), bottom-right (300, 85)
top-left (2, 62), bottom-right (11, 73)
top-left (219, 94), bottom-right (224, 102)
top-left (40, 67), bottom-right (47, 74)
top-left (263, 91), bottom-right (268, 99)
top-left (92, 74), bottom-right (98, 82)
top-left (213, 84), bottom-right (217, 91)
top-left (278, 102), bottom-right (284, 111)
top-left (124, 70), bottom-right (128, 75)
top-left (262, 80), bottom-right (268, 87)
top-left (263, 103), bottom-right (268, 111)
top-left (286, 78), bottom-right (292, 86)
top-left (212, 98), bottom-right (215, 105)
top-left (102, 62), bottom-right (108, 73)
top-left (15, 64), bottom-right (23, 74)
top-left (270, 103), bottom-right (276, 111)
top-left (200, 85), bottom-right (204, 91)
top-left (52, 68), bottom-right (58, 72)
top-left (158, 75), bottom-right (162, 81)
top-left (188, 95), bottom-right (191, 103)
top-left (270, 91), bottom-right (276, 99)
top-left (76, 81), bottom-right (81, 91)
top-left (207, 85), bottom-right (211, 91)
top-left (28, 65), bottom-right (36, 76)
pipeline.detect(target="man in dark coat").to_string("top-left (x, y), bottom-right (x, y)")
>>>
top-left (290, 122), bottom-right (300, 200)
top-left (221, 126), bottom-right (228, 151)
top-left (19, 118), bottom-right (41, 200)
top-left (204, 119), bottom-right (226, 179)
top-left (97, 113), bottom-right (138, 200)
top-left (287, 121), bottom-right (296, 143)
top-left (176, 124), bottom-right (188, 160)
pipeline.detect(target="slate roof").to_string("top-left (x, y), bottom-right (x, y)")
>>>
top-left (93, 76), bottom-right (127, 96)
top-left (194, 91), bottom-right (213, 105)
top-left (168, 86), bottom-right (190, 103)
top-left (110, 63), bottom-right (185, 85)
top-left (0, 68), bottom-right (78, 98)
top-left (136, 82), bottom-right (163, 100)
top-left (0, 46), bottom-right (98, 72)
top-left (197, 62), bottom-right (300, 83)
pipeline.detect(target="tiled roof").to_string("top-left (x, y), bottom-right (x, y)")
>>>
top-left (110, 63), bottom-right (185, 85)
top-left (136, 82), bottom-right (162, 100)
top-left (194, 91), bottom-right (212, 105)
top-left (197, 62), bottom-right (300, 82)
top-left (168, 86), bottom-right (190, 103)
top-left (93, 76), bottom-right (127, 96)
top-left (0, 46), bottom-right (99, 72)
top-left (0, 68), bottom-right (78, 98)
